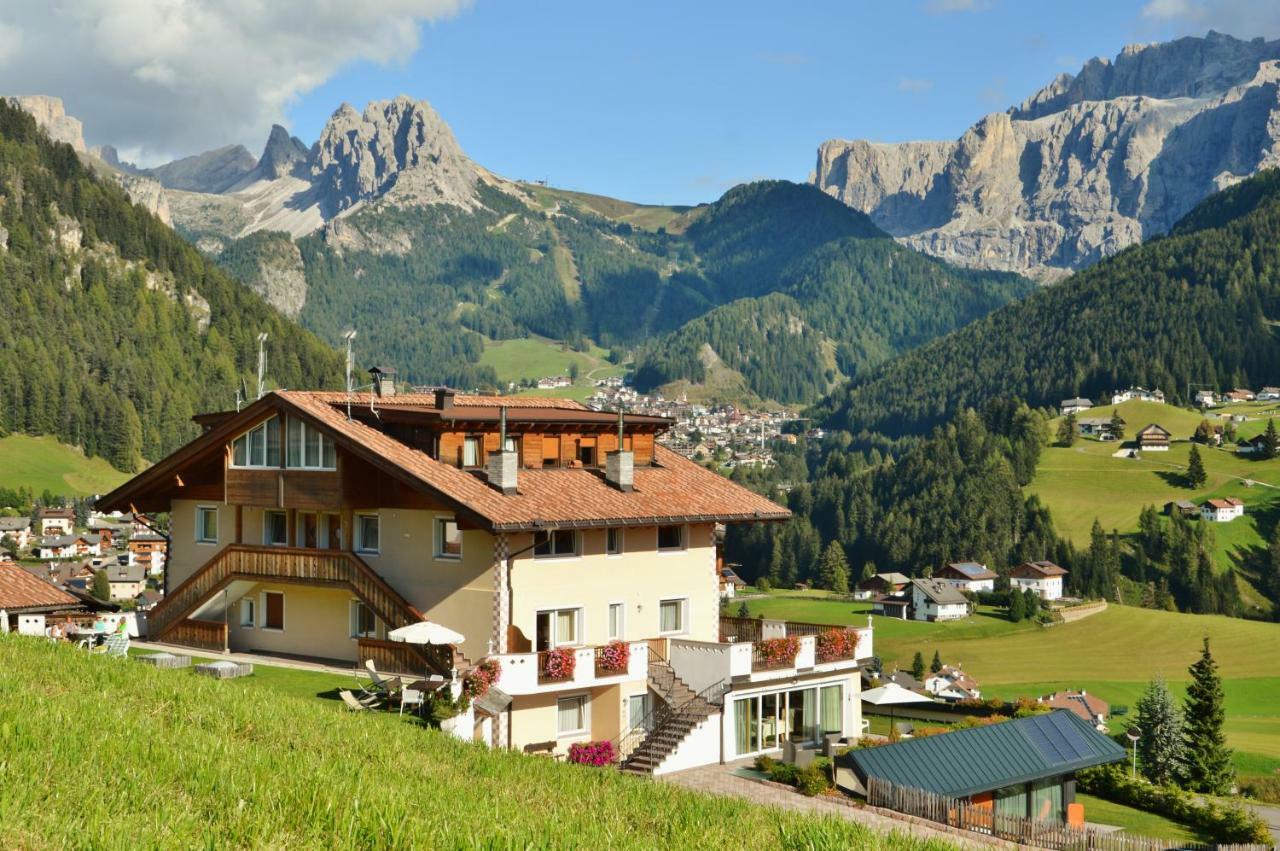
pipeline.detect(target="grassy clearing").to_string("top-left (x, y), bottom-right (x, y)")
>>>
top-left (1074, 794), bottom-right (1207, 842)
top-left (0, 433), bottom-right (129, 496)
top-left (0, 637), bottom-right (951, 850)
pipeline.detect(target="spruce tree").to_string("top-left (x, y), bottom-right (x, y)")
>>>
top-left (1185, 445), bottom-right (1207, 489)
top-left (911, 651), bottom-right (926, 681)
top-left (930, 650), bottom-right (943, 674)
top-left (1135, 677), bottom-right (1185, 786)
top-left (1182, 638), bottom-right (1235, 794)
top-left (817, 540), bottom-right (850, 594)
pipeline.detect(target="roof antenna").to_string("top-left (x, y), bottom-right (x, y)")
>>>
top-left (343, 330), bottom-right (357, 421)
top-left (256, 333), bottom-right (269, 400)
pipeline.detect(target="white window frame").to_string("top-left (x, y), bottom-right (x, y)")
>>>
top-left (285, 416), bottom-right (337, 471)
top-left (434, 516), bottom-right (462, 561)
top-left (606, 527), bottom-right (623, 557)
top-left (537, 607), bottom-right (583, 648)
top-left (657, 524), bottom-right (687, 553)
top-left (229, 416), bottom-right (281, 469)
top-left (349, 599), bottom-right (378, 639)
top-left (260, 590), bottom-right (285, 632)
top-left (355, 514), bottom-right (380, 555)
top-left (556, 693), bottom-right (589, 737)
top-left (262, 510), bottom-right (288, 547)
top-left (195, 505), bottom-right (218, 545)
top-left (239, 598), bottom-right (255, 629)
top-left (607, 601), bottom-right (625, 641)
top-left (534, 529), bottom-right (580, 560)
top-left (658, 597), bottom-right (689, 635)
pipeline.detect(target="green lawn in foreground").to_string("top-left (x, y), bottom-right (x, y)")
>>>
top-left (1, 637), bottom-right (950, 849)
top-left (1075, 794), bottom-right (1206, 842)
top-left (0, 433), bottom-right (129, 496)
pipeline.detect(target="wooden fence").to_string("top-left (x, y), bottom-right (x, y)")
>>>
top-left (866, 777), bottom-right (1270, 851)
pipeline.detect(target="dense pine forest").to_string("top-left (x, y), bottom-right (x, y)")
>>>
top-left (813, 169), bottom-right (1280, 439)
top-left (0, 102), bottom-right (342, 472)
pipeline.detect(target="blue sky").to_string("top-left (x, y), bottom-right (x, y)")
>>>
top-left (278, 0), bottom-right (1250, 205)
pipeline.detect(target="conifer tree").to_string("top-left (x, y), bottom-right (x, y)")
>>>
top-left (930, 650), bottom-right (943, 674)
top-left (1185, 445), bottom-right (1207, 489)
top-left (1182, 638), bottom-right (1234, 794)
top-left (1135, 677), bottom-right (1185, 786)
top-left (817, 540), bottom-right (850, 594)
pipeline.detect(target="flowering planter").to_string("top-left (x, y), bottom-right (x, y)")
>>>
top-left (814, 629), bottom-right (859, 663)
top-left (753, 636), bottom-right (800, 670)
top-left (567, 740), bottom-right (617, 766)
top-left (594, 641), bottom-right (631, 676)
top-left (538, 647), bottom-right (577, 682)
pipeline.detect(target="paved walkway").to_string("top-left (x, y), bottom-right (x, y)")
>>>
top-left (663, 761), bottom-right (1003, 849)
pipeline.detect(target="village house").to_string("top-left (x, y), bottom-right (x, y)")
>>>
top-left (34, 534), bottom-right (101, 560)
top-left (1039, 690), bottom-right (1109, 732)
top-left (1059, 398), bottom-right (1092, 416)
top-left (935, 562), bottom-right (997, 593)
top-left (0, 517), bottom-right (33, 550)
top-left (910, 579), bottom-right (970, 622)
top-left (1200, 497), bottom-right (1244, 523)
top-left (1010, 561), bottom-right (1067, 601)
top-left (36, 507), bottom-right (75, 536)
top-left (1135, 423), bottom-right (1171, 452)
top-left (924, 665), bottom-right (981, 701)
top-left (97, 383), bottom-right (874, 771)
top-left (1111, 387), bottom-right (1164, 404)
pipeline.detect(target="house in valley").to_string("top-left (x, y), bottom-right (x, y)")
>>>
top-left (97, 383), bottom-right (874, 772)
top-left (1038, 690), bottom-right (1109, 732)
top-left (924, 665), bottom-right (981, 701)
top-left (935, 562), bottom-right (997, 593)
top-left (1059, 398), bottom-right (1092, 416)
top-left (910, 579), bottom-right (969, 622)
top-left (1135, 423), bottom-right (1171, 452)
top-left (1200, 498), bottom-right (1244, 523)
top-left (1010, 561), bottom-right (1067, 601)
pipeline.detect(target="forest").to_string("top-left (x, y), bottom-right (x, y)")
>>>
top-left (0, 101), bottom-right (342, 472)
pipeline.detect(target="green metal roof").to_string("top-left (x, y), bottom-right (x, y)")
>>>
top-left (845, 710), bottom-right (1126, 798)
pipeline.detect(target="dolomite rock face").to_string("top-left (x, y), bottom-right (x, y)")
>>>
top-left (813, 32), bottom-right (1280, 277)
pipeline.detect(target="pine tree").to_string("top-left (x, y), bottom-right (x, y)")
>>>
top-left (817, 540), bottom-right (850, 594)
top-left (1182, 638), bottom-right (1234, 794)
top-left (911, 651), bottom-right (926, 681)
top-left (1135, 677), bottom-right (1185, 786)
top-left (930, 650), bottom-right (943, 674)
top-left (1265, 418), bottom-right (1279, 460)
top-left (1185, 445), bottom-right (1207, 489)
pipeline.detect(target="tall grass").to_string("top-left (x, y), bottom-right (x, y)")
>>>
top-left (0, 638), bottom-right (952, 849)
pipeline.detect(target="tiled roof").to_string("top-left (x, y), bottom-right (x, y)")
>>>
top-left (0, 562), bottom-right (82, 612)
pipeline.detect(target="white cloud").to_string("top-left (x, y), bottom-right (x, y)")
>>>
top-left (1140, 0), bottom-right (1280, 38)
top-left (926, 0), bottom-right (992, 13)
top-left (0, 0), bottom-right (470, 164)
top-left (897, 78), bottom-right (934, 92)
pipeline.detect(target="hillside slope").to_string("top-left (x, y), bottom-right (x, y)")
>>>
top-left (814, 168), bottom-right (1280, 439)
top-left (0, 101), bottom-right (342, 471)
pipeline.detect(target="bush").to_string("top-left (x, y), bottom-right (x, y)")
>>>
top-left (794, 765), bottom-right (828, 797)
top-left (566, 741), bottom-right (617, 767)
top-left (1078, 765), bottom-right (1271, 844)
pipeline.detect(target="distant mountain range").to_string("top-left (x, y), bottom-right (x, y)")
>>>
top-left (812, 32), bottom-right (1280, 279)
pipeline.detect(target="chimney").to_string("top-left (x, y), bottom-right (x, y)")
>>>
top-left (434, 386), bottom-right (455, 410)
top-left (369, 366), bottom-right (396, 398)
top-left (605, 409), bottom-right (634, 492)
top-left (487, 407), bottom-right (518, 495)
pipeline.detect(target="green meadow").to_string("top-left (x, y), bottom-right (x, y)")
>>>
top-left (0, 433), bottom-right (129, 497)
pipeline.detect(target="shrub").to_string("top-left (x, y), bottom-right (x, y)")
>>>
top-left (794, 765), bottom-right (828, 797)
top-left (594, 640), bottom-right (630, 674)
top-left (754, 636), bottom-right (800, 668)
top-left (540, 647), bottom-right (576, 680)
top-left (814, 629), bottom-right (859, 663)
top-left (461, 658), bottom-right (501, 701)
top-left (768, 762), bottom-right (798, 786)
top-left (566, 740), bottom-right (617, 767)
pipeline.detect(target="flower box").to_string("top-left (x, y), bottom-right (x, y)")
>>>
top-left (594, 640), bottom-right (630, 675)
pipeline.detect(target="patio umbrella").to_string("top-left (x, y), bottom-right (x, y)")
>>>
top-left (387, 620), bottom-right (465, 646)
top-left (861, 682), bottom-right (935, 734)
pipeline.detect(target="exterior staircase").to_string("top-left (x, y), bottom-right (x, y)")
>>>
top-left (615, 650), bottom-right (727, 775)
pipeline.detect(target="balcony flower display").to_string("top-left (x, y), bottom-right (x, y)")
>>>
top-left (815, 629), bottom-right (859, 663)
top-left (755, 635), bottom-right (800, 669)
top-left (540, 646), bottom-right (576, 680)
top-left (595, 640), bottom-right (630, 674)
top-left (461, 658), bottom-right (502, 700)
top-left (567, 740), bottom-right (617, 767)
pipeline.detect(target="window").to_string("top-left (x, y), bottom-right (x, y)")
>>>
top-left (262, 591), bottom-right (284, 630)
top-left (350, 601), bottom-right (378, 639)
top-left (239, 598), bottom-right (255, 628)
top-left (285, 416), bottom-right (336, 470)
top-left (657, 524), bottom-right (685, 551)
top-left (556, 695), bottom-right (588, 736)
top-left (659, 598), bottom-right (686, 634)
top-left (606, 528), bottom-right (622, 556)
top-left (355, 514), bottom-right (380, 554)
top-left (231, 416), bottom-right (281, 468)
top-left (435, 517), bottom-right (462, 560)
top-left (195, 506), bottom-right (218, 544)
top-left (534, 529), bottom-right (579, 558)
top-left (536, 607), bottom-right (581, 649)
top-left (263, 510), bottom-right (288, 547)
top-left (608, 602), bottom-right (624, 640)
top-left (462, 436), bottom-right (481, 468)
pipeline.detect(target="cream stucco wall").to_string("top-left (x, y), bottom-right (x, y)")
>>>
top-left (169, 498), bottom-right (230, 588)
top-left (507, 523), bottom-right (718, 650)
top-left (228, 582), bottom-right (358, 662)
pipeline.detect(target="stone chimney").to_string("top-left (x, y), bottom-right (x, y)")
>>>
top-left (605, 409), bottom-right (634, 492)
top-left (434, 387), bottom-right (455, 410)
top-left (487, 407), bottom-right (518, 494)
top-left (369, 366), bottom-right (396, 398)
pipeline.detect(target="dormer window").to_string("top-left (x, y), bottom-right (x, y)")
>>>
top-left (231, 416), bottom-right (280, 468)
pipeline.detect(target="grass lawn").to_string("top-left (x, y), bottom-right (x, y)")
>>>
top-left (1, 637), bottom-right (951, 849)
top-left (1074, 794), bottom-right (1207, 843)
top-left (0, 433), bottom-right (129, 497)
